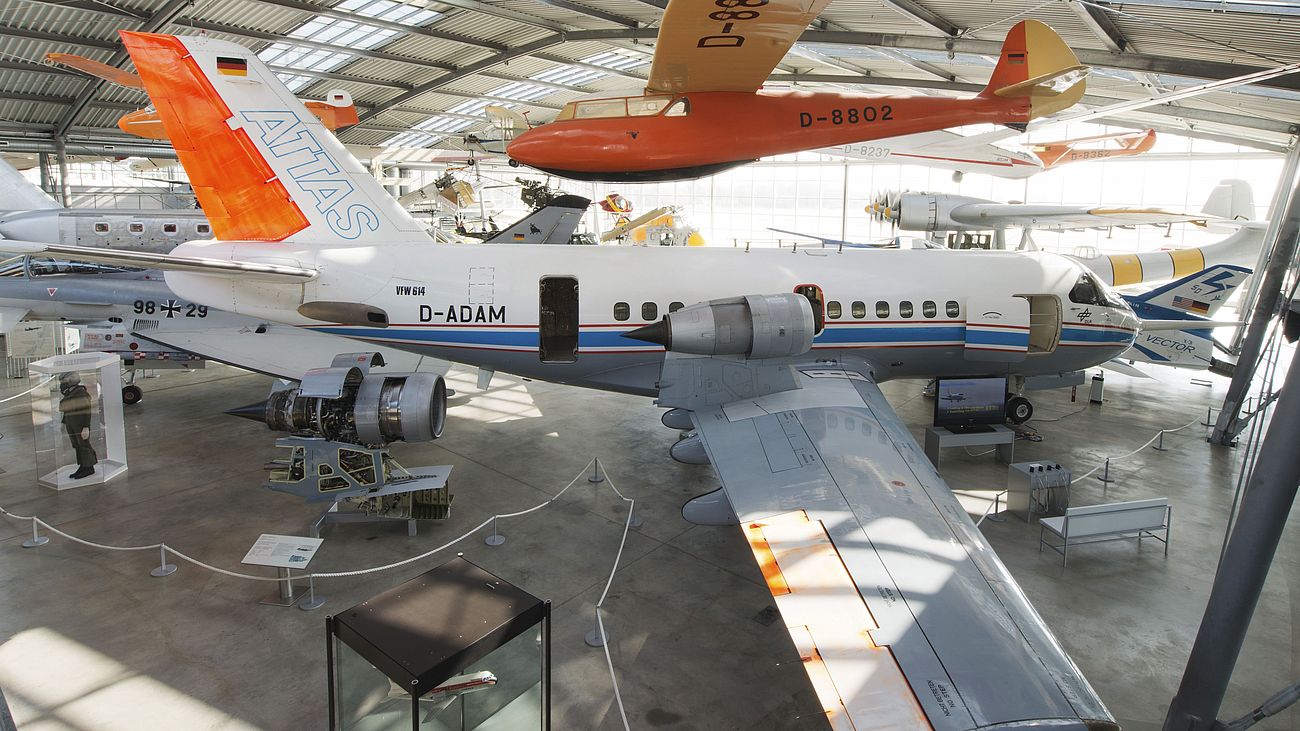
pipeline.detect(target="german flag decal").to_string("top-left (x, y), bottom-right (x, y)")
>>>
top-left (215, 56), bottom-right (247, 76)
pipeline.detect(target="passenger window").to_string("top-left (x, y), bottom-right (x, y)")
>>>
top-left (826, 301), bottom-right (842, 319)
top-left (162, 223), bottom-right (178, 234)
top-left (922, 300), bottom-right (936, 318)
top-left (875, 300), bottom-right (890, 318)
top-left (196, 223), bottom-right (211, 235)
top-left (629, 95), bottom-right (671, 116)
top-left (664, 98), bottom-right (690, 117)
top-left (668, 301), bottom-right (684, 313)
top-left (642, 302), bottom-right (658, 320)
top-left (128, 222), bottom-right (144, 234)
top-left (613, 302), bottom-right (630, 321)
top-left (946, 300), bottom-right (960, 318)
top-left (94, 222), bottom-right (109, 233)
top-left (851, 301), bottom-right (865, 319)
top-left (899, 301), bottom-right (914, 318)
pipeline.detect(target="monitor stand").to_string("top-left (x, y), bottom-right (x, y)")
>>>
top-left (944, 424), bottom-right (997, 434)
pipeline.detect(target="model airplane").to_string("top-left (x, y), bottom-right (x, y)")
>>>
top-left (869, 190), bottom-right (1220, 234)
top-left (822, 128), bottom-right (1156, 181)
top-left (2, 31), bottom-right (1170, 728)
top-left (505, 11), bottom-right (1088, 181)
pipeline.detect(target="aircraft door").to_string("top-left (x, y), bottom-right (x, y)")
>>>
top-left (964, 296), bottom-right (1030, 362)
top-left (539, 276), bottom-right (579, 363)
top-left (794, 284), bottom-right (825, 335)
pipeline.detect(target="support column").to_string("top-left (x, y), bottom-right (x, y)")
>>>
top-left (38, 151), bottom-right (51, 197)
top-left (1163, 349), bottom-right (1300, 730)
top-left (1210, 168), bottom-right (1300, 445)
top-left (1231, 138), bottom-right (1300, 353)
top-left (53, 135), bottom-right (70, 207)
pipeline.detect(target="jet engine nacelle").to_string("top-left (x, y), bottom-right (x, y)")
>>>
top-left (230, 361), bottom-right (446, 446)
top-left (625, 293), bottom-right (814, 359)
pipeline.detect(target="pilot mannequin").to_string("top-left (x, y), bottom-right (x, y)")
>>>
top-left (58, 372), bottom-right (97, 479)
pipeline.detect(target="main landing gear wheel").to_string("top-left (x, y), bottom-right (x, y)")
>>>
top-left (1005, 396), bottom-right (1033, 425)
top-left (122, 384), bottom-right (144, 406)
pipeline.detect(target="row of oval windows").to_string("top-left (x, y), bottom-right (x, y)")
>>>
top-left (92, 221), bottom-right (211, 235)
top-left (612, 299), bottom-right (963, 322)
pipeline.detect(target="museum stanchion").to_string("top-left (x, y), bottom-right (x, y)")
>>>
top-left (1153, 430), bottom-right (1169, 452)
top-left (1068, 415), bottom-right (1204, 488)
top-left (20, 521), bottom-right (48, 549)
top-left (588, 456), bottom-right (605, 484)
top-left (1201, 407), bottom-right (1217, 427)
top-left (484, 515), bottom-right (505, 546)
top-left (300, 576), bottom-right (325, 612)
top-left (150, 545), bottom-right (177, 577)
top-left (1097, 458), bottom-right (1116, 484)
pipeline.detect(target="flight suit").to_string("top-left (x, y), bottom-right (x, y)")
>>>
top-left (59, 382), bottom-right (97, 479)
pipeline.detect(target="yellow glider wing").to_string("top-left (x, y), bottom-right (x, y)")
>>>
top-left (647, 0), bottom-right (832, 94)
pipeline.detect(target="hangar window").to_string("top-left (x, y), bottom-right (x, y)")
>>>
top-left (851, 301), bottom-right (866, 319)
top-left (946, 300), bottom-right (960, 318)
top-left (875, 300), bottom-right (889, 318)
top-left (196, 223), bottom-right (211, 235)
top-left (669, 301), bottom-right (684, 312)
top-left (899, 301), bottom-right (914, 318)
top-left (922, 300), bottom-right (936, 318)
top-left (128, 222), bottom-right (144, 234)
top-left (642, 302), bottom-right (658, 320)
top-left (826, 301), bottom-right (842, 319)
top-left (94, 222), bottom-right (110, 234)
top-left (163, 223), bottom-right (178, 234)
top-left (664, 98), bottom-right (690, 117)
top-left (613, 302), bottom-right (630, 321)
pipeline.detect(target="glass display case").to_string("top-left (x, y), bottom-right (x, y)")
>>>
top-left (328, 557), bottom-right (549, 731)
top-left (29, 352), bottom-right (128, 489)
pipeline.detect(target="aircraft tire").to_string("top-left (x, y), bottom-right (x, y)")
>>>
top-left (1006, 396), bottom-right (1033, 425)
top-left (122, 385), bottom-right (144, 406)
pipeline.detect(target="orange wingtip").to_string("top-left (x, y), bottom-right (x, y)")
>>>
top-left (119, 31), bottom-right (308, 242)
top-left (47, 52), bottom-right (145, 89)
top-left (116, 108), bottom-right (169, 140)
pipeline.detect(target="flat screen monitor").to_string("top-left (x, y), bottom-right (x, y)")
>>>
top-left (934, 376), bottom-right (1007, 430)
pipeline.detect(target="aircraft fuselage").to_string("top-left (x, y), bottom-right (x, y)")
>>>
top-left (164, 243), bottom-right (1139, 396)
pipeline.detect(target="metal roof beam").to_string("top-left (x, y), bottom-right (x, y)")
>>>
top-left (10, 0), bottom-right (145, 20)
top-left (56, 0), bottom-right (192, 137)
top-left (1089, 0), bottom-right (1300, 15)
top-left (879, 0), bottom-right (962, 37)
top-left (427, 0), bottom-right (568, 32)
top-left (531, 0), bottom-right (641, 28)
top-left (0, 23), bottom-right (116, 50)
top-left (1070, 0), bottom-right (1131, 53)
top-left (250, 0), bottom-right (509, 52)
top-left (182, 19), bottom-right (458, 71)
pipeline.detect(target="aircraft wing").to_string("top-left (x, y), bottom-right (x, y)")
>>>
top-left (0, 306), bottom-right (28, 335)
top-left (659, 357), bottom-right (1115, 728)
top-left (647, 0), bottom-right (833, 94)
top-left (953, 204), bottom-right (1212, 231)
top-left (0, 241), bottom-right (316, 281)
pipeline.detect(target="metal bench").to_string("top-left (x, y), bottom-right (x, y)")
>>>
top-left (1038, 497), bottom-right (1171, 566)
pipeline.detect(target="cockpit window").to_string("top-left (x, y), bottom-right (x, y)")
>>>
top-left (1069, 272), bottom-right (1125, 308)
top-left (628, 96), bottom-right (672, 117)
top-left (0, 256), bottom-right (25, 278)
top-left (572, 98), bottom-right (629, 120)
top-left (664, 98), bottom-right (690, 117)
top-left (27, 258), bottom-right (139, 277)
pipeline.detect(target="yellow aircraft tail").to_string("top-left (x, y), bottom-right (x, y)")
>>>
top-left (980, 20), bottom-right (1089, 122)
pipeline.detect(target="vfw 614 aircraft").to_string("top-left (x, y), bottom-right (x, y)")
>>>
top-left (19, 31), bottom-right (1236, 729)
top-left (504, 6), bottom-right (1088, 181)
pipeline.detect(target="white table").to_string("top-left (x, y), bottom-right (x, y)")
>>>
top-left (924, 425), bottom-right (1015, 469)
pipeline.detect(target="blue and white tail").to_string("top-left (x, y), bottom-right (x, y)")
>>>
top-left (1124, 264), bottom-right (1251, 320)
top-left (120, 32), bottom-right (428, 245)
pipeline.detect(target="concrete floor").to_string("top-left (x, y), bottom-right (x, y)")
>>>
top-left (0, 360), bottom-right (1296, 730)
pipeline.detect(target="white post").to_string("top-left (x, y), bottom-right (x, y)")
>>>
top-left (150, 545), bottom-right (177, 577)
top-left (484, 515), bottom-right (505, 546)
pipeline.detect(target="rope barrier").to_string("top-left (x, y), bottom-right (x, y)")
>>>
top-left (1070, 415), bottom-right (1204, 485)
top-left (0, 376), bottom-right (54, 405)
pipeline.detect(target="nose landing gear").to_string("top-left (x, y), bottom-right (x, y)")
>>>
top-left (1005, 395), bottom-right (1033, 425)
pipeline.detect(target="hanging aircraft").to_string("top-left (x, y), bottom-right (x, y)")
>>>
top-left (12, 30), bottom-right (1245, 728)
top-left (504, 13), bottom-right (1089, 181)
top-left (821, 128), bottom-right (1156, 181)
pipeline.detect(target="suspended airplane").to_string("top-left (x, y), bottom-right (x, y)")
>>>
top-left (505, 11), bottom-right (1088, 181)
top-left (12, 30), bottom-right (1236, 728)
top-left (822, 128), bottom-right (1156, 181)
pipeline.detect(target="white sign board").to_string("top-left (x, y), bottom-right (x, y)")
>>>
top-left (9, 322), bottom-right (59, 358)
top-left (240, 534), bottom-right (324, 569)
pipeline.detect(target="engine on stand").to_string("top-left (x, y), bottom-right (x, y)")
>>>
top-left (227, 353), bottom-right (454, 536)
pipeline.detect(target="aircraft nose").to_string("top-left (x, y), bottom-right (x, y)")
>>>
top-left (505, 128), bottom-right (551, 168)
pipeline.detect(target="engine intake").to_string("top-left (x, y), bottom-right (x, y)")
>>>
top-left (624, 293), bottom-right (814, 359)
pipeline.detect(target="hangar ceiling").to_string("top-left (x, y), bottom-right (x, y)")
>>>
top-left (0, 0), bottom-right (1296, 159)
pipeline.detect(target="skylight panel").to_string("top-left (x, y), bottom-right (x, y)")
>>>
top-left (487, 81), bottom-right (552, 102)
top-left (581, 50), bottom-right (648, 72)
top-left (276, 73), bottom-right (316, 93)
top-left (337, 0), bottom-right (442, 26)
top-left (258, 43), bottom-right (355, 76)
top-left (532, 64), bottom-right (603, 87)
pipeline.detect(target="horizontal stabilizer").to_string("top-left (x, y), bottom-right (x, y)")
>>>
top-left (0, 241), bottom-right (316, 281)
top-left (1103, 359), bottom-right (1153, 379)
top-left (1140, 318), bottom-right (1243, 332)
top-left (0, 306), bottom-right (29, 335)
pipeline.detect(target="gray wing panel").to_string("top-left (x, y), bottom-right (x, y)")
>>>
top-left (690, 369), bottom-right (1112, 729)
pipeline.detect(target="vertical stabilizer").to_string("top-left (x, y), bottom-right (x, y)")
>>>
top-left (1125, 264), bottom-right (1252, 319)
top-left (1202, 179), bottom-right (1256, 221)
top-left (484, 195), bottom-right (590, 244)
top-left (119, 32), bottom-right (428, 244)
top-left (0, 159), bottom-right (60, 212)
top-left (980, 20), bottom-right (1088, 122)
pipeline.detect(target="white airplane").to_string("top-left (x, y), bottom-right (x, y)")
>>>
top-left (18, 29), bottom-right (1236, 729)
